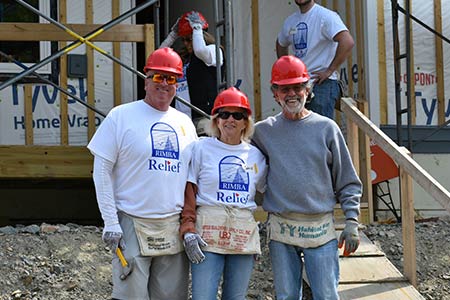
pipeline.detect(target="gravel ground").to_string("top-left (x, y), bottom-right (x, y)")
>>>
top-left (0, 216), bottom-right (449, 300)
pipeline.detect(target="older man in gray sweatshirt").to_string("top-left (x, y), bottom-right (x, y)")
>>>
top-left (252, 55), bottom-right (362, 300)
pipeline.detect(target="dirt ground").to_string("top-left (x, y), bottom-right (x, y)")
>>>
top-left (0, 217), bottom-right (449, 300)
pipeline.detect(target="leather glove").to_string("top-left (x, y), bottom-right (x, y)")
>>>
top-left (183, 232), bottom-right (208, 264)
top-left (103, 231), bottom-right (126, 252)
top-left (338, 219), bottom-right (360, 256)
top-left (185, 11), bottom-right (205, 31)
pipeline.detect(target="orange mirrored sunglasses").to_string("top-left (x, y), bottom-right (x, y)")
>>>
top-left (147, 73), bottom-right (178, 85)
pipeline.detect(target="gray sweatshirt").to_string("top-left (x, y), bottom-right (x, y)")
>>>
top-left (252, 112), bottom-right (361, 220)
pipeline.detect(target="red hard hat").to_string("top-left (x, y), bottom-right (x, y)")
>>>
top-left (143, 48), bottom-right (183, 77)
top-left (212, 87), bottom-right (252, 115)
top-left (271, 55), bottom-right (310, 85)
top-left (178, 11), bottom-right (209, 37)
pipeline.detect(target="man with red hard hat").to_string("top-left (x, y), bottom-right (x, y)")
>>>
top-left (252, 55), bottom-right (362, 300)
top-left (88, 47), bottom-right (197, 300)
top-left (276, 0), bottom-right (354, 120)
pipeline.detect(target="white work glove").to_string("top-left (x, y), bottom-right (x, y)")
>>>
top-left (103, 231), bottom-right (126, 252)
top-left (183, 232), bottom-right (208, 264)
top-left (338, 219), bottom-right (360, 256)
top-left (185, 11), bottom-right (205, 31)
top-left (160, 17), bottom-right (180, 48)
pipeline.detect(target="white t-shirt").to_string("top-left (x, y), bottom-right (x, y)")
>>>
top-left (188, 137), bottom-right (267, 211)
top-left (87, 100), bottom-right (197, 218)
top-left (175, 63), bottom-right (192, 118)
top-left (277, 3), bottom-right (348, 80)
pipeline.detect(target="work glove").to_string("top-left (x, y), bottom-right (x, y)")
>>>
top-left (103, 231), bottom-right (126, 252)
top-left (170, 17), bottom-right (180, 34)
top-left (183, 232), bottom-right (208, 264)
top-left (185, 11), bottom-right (205, 31)
top-left (160, 17), bottom-right (180, 48)
top-left (338, 219), bottom-right (360, 256)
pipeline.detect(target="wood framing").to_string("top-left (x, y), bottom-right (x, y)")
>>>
top-left (0, 23), bottom-right (149, 42)
top-left (59, 0), bottom-right (69, 145)
top-left (0, 19), bottom-right (154, 178)
top-left (251, 0), bottom-right (262, 121)
top-left (400, 147), bottom-right (417, 287)
top-left (406, 0), bottom-right (416, 124)
top-left (0, 146), bottom-right (93, 178)
top-left (86, 0), bottom-right (96, 140)
top-left (434, 0), bottom-right (445, 125)
top-left (377, 0), bottom-right (388, 124)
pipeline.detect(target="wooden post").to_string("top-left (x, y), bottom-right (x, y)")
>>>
top-left (399, 146), bottom-right (417, 287)
top-left (112, 0), bottom-right (122, 108)
top-left (144, 24), bottom-right (154, 61)
top-left (377, 0), bottom-right (388, 124)
top-left (434, 0), bottom-right (445, 125)
top-left (59, 0), bottom-right (69, 145)
top-left (23, 85), bottom-right (34, 145)
top-left (251, 0), bottom-right (262, 121)
top-left (346, 108), bottom-right (360, 175)
top-left (86, 0), bottom-right (95, 140)
top-left (345, 0), bottom-right (353, 98)
top-left (406, 0), bottom-right (416, 124)
top-left (357, 100), bottom-right (374, 223)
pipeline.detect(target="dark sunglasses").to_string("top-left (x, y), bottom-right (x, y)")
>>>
top-left (217, 111), bottom-right (247, 120)
top-left (147, 73), bottom-right (177, 85)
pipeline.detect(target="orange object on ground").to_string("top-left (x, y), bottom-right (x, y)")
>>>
top-left (370, 141), bottom-right (399, 184)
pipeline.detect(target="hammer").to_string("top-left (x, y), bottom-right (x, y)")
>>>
top-left (116, 247), bottom-right (133, 280)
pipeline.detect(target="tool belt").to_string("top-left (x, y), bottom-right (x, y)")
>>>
top-left (267, 212), bottom-right (336, 248)
top-left (133, 214), bottom-right (183, 256)
top-left (196, 205), bottom-right (261, 255)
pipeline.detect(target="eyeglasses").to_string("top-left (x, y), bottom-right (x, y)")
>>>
top-left (217, 111), bottom-right (247, 120)
top-left (147, 73), bottom-right (178, 85)
top-left (278, 84), bottom-right (307, 94)
top-left (182, 37), bottom-right (192, 42)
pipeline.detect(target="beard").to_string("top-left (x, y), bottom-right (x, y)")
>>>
top-left (281, 94), bottom-right (307, 115)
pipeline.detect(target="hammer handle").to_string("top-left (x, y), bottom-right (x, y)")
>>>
top-left (116, 247), bottom-right (128, 267)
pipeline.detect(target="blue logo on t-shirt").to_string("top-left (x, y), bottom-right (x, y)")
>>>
top-left (150, 122), bottom-right (179, 159)
top-left (293, 22), bottom-right (308, 58)
top-left (218, 156), bottom-right (249, 191)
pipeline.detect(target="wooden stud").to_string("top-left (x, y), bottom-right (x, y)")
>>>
top-left (59, 0), bottom-right (69, 145)
top-left (345, 0), bottom-right (354, 98)
top-left (346, 100), bottom-right (360, 175)
top-left (406, 0), bottom-right (416, 124)
top-left (399, 146), bottom-right (417, 287)
top-left (434, 0), bottom-right (445, 125)
top-left (251, 0), bottom-right (262, 121)
top-left (86, 0), bottom-right (95, 140)
top-left (355, 0), bottom-right (365, 100)
top-left (144, 24), bottom-right (155, 62)
top-left (357, 100), bottom-right (373, 222)
top-left (23, 85), bottom-right (34, 145)
top-left (377, 0), bottom-right (388, 124)
top-left (112, 0), bottom-right (122, 107)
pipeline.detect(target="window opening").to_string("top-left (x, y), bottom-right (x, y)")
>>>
top-left (0, 0), bottom-right (51, 74)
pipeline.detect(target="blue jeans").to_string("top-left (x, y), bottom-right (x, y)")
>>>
top-left (191, 251), bottom-right (255, 300)
top-left (269, 239), bottom-right (339, 300)
top-left (307, 79), bottom-right (339, 119)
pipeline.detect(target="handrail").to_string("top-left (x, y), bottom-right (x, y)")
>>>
top-left (341, 96), bottom-right (450, 287)
top-left (341, 97), bottom-right (450, 213)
